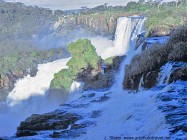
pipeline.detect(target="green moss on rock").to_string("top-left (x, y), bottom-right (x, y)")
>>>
top-left (50, 39), bottom-right (101, 91)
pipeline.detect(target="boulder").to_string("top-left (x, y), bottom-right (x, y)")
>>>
top-left (141, 70), bottom-right (159, 89)
top-left (16, 112), bottom-right (82, 137)
top-left (169, 67), bottom-right (187, 83)
top-left (148, 27), bottom-right (171, 37)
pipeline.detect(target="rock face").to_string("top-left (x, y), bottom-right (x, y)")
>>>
top-left (79, 56), bottom-right (124, 90)
top-left (169, 67), bottom-right (187, 83)
top-left (148, 27), bottom-right (171, 37)
top-left (141, 70), bottom-right (159, 89)
top-left (16, 91), bottom-right (110, 138)
top-left (55, 13), bottom-right (130, 38)
top-left (0, 73), bottom-right (19, 102)
top-left (17, 112), bottom-right (82, 137)
top-left (124, 24), bottom-right (187, 90)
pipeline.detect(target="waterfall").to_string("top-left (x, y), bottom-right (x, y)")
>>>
top-left (158, 62), bottom-right (187, 86)
top-left (7, 57), bottom-right (71, 107)
top-left (0, 16), bottom-right (170, 138)
top-left (91, 17), bottom-right (145, 59)
top-left (83, 16), bottom-right (169, 139)
top-left (0, 57), bottom-right (71, 136)
top-left (112, 17), bottom-right (147, 91)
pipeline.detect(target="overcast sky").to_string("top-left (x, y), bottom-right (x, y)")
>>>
top-left (4, 0), bottom-right (177, 10)
top-left (5, 0), bottom-right (138, 10)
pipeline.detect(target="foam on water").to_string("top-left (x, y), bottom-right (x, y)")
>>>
top-left (0, 57), bottom-right (71, 136)
top-left (0, 16), bottom-right (170, 138)
top-left (7, 58), bottom-right (71, 106)
top-left (81, 17), bottom-right (170, 139)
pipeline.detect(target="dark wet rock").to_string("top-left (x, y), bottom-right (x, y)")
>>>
top-left (83, 73), bottom-right (114, 91)
top-left (81, 56), bottom-right (124, 91)
top-left (49, 121), bottom-right (94, 138)
top-left (141, 70), bottom-right (159, 89)
top-left (169, 67), bottom-right (187, 83)
top-left (91, 110), bottom-right (102, 118)
top-left (16, 130), bottom-right (37, 137)
top-left (91, 95), bottom-right (110, 103)
top-left (50, 129), bottom-right (86, 138)
top-left (16, 111), bottom-right (82, 137)
top-left (62, 103), bottom-right (90, 109)
top-left (123, 73), bottom-right (142, 91)
top-left (71, 123), bottom-right (88, 129)
top-left (28, 66), bottom-right (38, 77)
top-left (87, 93), bottom-right (96, 98)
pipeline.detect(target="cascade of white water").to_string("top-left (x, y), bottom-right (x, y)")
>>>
top-left (68, 81), bottom-right (84, 102)
top-left (158, 63), bottom-right (174, 85)
top-left (7, 57), bottom-right (71, 106)
top-left (112, 17), bottom-right (147, 91)
top-left (91, 17), bottom-right (144, 59)
top-left (0, 57), bottom-right (71, 136)
top-left (83, 17), bottom-right (169, 139)
top-left (0, 16), bottom-right (170, 138)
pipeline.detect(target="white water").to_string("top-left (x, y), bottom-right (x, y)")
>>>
top-left (0, 57), bottom-right (71, 136)
top-left (158, 63), bottom-right (174, 85)
top-left (7, 58), bottom-right (71, 106)
top-left (112, 17), bottom-right (147, 90)
top-left (91, 17), bottom-right (146, 59)
top-left (0, 16), bottom-right (170, 138)
top-left (68, 81), bottom-right (84, 102)
top-left (81, 17), bottom-right (169, 139)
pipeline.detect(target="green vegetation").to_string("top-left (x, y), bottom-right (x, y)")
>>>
top-left (75, 0), bottom-right (187, 36)
top-left (104, 56), bottom-right (115, 65)
top-left (1, 0), bottom-right (187, 91)
top-left (50, 39), bottom-right (101, 91)
top-left (0, 48), bottom-right (66, 78)
top-left (50, 69), bottom-right (74, 91)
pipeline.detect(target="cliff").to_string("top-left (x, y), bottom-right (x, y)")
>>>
top-left (0, 48), bottom-right (69, 102)
top-left (123, 24), bottom-right (187, 90)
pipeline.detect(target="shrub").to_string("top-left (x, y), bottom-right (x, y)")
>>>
top-left (168, 24), bottom-right (187, 45)
top-left (50, 39), bottom-right (101, 91)
top-left (123, 24), bottom-right (187, 90)
top-left (125, 43), bottom-right (168, 78)
top-left (50, 69), bottom-right (74, 91)
top-left (168, 42), bottom-right (187, 61)
top-left (104, 56), bottom-right (115, 65)
top-left (67, 39), bottom-right (101, 72)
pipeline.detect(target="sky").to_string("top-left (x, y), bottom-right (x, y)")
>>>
top-left (4, 0), bottom-right (137, 10)
top-left (4, 0), bottom-right (178, 10)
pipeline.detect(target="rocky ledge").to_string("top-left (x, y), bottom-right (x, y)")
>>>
top-left (15, 91), bottom-right (111, 139)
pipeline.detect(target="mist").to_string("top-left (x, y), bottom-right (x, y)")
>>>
top-left (0, 58), bottom-right (71, 136)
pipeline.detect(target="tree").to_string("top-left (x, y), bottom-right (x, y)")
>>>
top-left (138, 0), bottom-right (145, 5)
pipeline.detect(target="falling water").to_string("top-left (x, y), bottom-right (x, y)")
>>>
top-left (112, 17), bottom-right (147, 91)
top-left (82, 16), bottom-right (169, 139)
top-left (0, 57), bottom-right (71, 136)
top-left (0, 16), bottom-right (170, 138)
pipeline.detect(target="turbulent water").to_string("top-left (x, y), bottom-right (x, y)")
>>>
top-left (92, 17), bottom-right (146, 59)
top-left (0, 58), bottom-right (71, 136)
top-left (0, 16), bottom-right (174, 139)
top-left (80, 16), bottom-right (170, 139)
